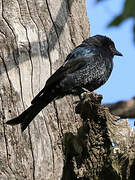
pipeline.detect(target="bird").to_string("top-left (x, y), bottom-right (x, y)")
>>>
top-left (6, 35), bottom-right (123, 132)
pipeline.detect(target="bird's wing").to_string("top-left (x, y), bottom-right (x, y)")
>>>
top-left (31, 57), bottom-right (91, 104)
top-left (45, 56), bottom-right (92, 89)
top-left (31, 48), bottom-right (95, 104)
top-left (65, 44), bottom-right (92, 62)
top-left (45, 45), bottom-right (95, 89)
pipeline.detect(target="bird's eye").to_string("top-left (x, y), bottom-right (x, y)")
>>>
top-left (109, 45), bottom-right (113, 51)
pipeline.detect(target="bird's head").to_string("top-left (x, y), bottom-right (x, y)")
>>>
top-left (88, 35), bottom-right (123, 57)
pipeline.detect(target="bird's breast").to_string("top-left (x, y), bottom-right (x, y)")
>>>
top-left (74, 57), bottom-right (113, 90)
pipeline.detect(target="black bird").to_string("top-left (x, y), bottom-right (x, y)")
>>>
top-left (6, 35), bottom-right (123, 131)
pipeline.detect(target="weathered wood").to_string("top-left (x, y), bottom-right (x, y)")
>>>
top-left (62, 92), bottom-right (135, 180)
top-left (1, 1), bottom-right (134, 179)
top-left (106, 97), bottom-right (135, 119)
top-left (0, 0), bottom-right (89, 179)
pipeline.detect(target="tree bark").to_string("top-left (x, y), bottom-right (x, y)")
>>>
top-left (0, 0), bottom-right (89, 179)
top-left (1, 0), bottom-right (135, 180)
top-left (62, 92), bottom-right (135, 180)
top-left (106, 96), bottom-right (135, 119)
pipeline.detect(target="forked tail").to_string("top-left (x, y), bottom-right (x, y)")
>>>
top-left (6, 93), bottom-right (56, 132)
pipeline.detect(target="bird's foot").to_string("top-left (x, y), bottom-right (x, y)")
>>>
top-left (81, 87), bottom-right (90, 93)
top-left (79, 88), bottom-right (90, 100)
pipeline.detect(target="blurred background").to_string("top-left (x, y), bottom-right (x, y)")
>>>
top-left (86, 0), bottom-right (135, 127)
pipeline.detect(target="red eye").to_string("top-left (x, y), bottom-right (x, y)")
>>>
top-left (109, 45), bottom-right (113, 51)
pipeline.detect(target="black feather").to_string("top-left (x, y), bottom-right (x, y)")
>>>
top-left (6, 35), bottom-right (122, 131)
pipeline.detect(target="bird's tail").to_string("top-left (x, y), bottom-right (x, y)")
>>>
top-left (6, 93), bottom-right (56, 132)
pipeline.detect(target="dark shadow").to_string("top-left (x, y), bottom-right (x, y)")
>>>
top-left (100, 163), bottom-right (121, 180)
top-left (129, 158), bottom-right (135, 180)
top-left (0, 0), bottom-right (74, 75)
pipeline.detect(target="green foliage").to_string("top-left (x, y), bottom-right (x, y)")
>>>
top-left (108, 0), bottom-right (135, 26)
top-left (96, 0), bottom-right (135, 42)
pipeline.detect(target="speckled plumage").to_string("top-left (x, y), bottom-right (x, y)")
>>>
top-left (6, 35), bottom-right (122, 131)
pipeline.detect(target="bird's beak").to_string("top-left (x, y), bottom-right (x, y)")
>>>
top-left (112, 47), bottom-right (123, 56)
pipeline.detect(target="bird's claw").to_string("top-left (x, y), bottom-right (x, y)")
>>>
top-left (81, 87), bottom-right (90, 93)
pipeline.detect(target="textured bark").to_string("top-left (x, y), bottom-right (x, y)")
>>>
top-left (106, 97), bottom-right (135, 119)
top-left (1, 0), bottom-right (134, 179)
top-left (62, 92), bottom-right (135, 180)
top-left (0, 0), bottom-right (89, 179)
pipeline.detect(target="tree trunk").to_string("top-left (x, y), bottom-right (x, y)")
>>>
top-left (1, 1), bottom-right (135, 180)
top-left (0, 0), bottom-right (89, 179)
